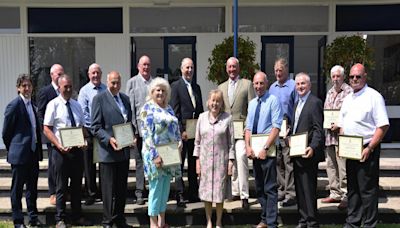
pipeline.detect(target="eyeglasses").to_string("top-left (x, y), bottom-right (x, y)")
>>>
top-left (349, 75), bottom-right (362, 80)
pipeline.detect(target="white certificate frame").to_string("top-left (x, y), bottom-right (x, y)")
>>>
top-left (279, 119), bottom-right (288, 138)
top-left (338, 135), bottom-right (363, 160)
top-left (250, 134), bottom-right (276, 157)
top-left (59, 127), bottom-right (85, 148)
top-left (290, 132), bottom-right (308, 157)
top-left (112, 123), bottom-right (134, 150)
top-left (186, 119), bottom-right (198, 140)
top-left (323, 109), bottom-right (340, 129)
top-left (156, 142), bottom-right (181, 167)
top-left (233, 120), bottom-right (244, 139)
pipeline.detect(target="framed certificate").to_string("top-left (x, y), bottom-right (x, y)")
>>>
top-left (323, 109), bottom-right (340, 129)
top-left (156, 142), bottom-right (181, 167)
top-left (338, 135), bottom-right (363, 160)
top-left (289, 132), bottom-right (308, 157)
top-left (233, 120), bottom-right (244, 139)
top-left (279, 119), bottom-right (288, 138)
top-left (112, 123), bottom-right (134, 150)
top-left (250, 134), bottom-right (276, 157)
top-left (186, 119), bottom-right (198, 139)
top-left (59, 127), bottom-right (85, 148)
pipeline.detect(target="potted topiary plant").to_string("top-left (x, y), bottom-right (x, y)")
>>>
top-left (207, 36), bottom-right (260, 84)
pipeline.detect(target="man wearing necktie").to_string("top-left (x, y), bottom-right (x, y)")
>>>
top-left (37, 63), bottom-right (64, 205)
top-left (218, 57), bottom-right (255, 210)
top-left (43, 75), bottom-right (91, 228)
top-left (3, 74), bottom-right (43, 228)
top-left (78, 63), bottom-right (106, 205)
top-left (170, 57), bottom-right (204, 206)
top-left (91, 71), bottom-right (135, 228)
top-left (244, 72), bottom-right (282, 228)
top-left (290, 72), bottom-right (324, 228)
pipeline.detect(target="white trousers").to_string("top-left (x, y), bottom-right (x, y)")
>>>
top-left (231, 140), bottom-right (249, 199)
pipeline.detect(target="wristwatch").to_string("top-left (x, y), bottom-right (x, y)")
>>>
top-left (263, 145), bottom-right (269, 151)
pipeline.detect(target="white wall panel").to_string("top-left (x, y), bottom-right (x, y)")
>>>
top-left (0, 35), bottom-right (28, 149)
top-left (95, 35), bottom-right (130, 87)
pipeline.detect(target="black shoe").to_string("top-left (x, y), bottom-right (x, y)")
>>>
top-left (28, 219), bottom-right (43, 228)
top-left (84, 196), bottom-right (96, 205)
top-left (136, 197), bottom-right (145, 205)
top-left (242, 199), bottom-right (250, 210)
top-left (279, 198), bottom-right (296, 207)
top-left (71, 217), bottom-right (93, 226)
top-left (176, 194), bottom-right (186, 207)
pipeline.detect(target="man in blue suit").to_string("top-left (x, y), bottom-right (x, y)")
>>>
top-left (91, 71), bottom-right (135, 228)
top-left (2, 74), bottom-right (43, 228)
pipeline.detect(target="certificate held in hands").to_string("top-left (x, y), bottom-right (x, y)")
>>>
top-left (59, 127), bottom-right (85, 148)
top-left (250, 134), bottom-right (276, 157)
top-left (186, 119), bottom-right (198, 140)
top-left (323, 109), bottom-right (340, 129)
top-left (112, 123), bottom-right (134, 150)
top-left (338, 135), bottom-right (363, 160)
top-left (289, 132), bottom-right (308, 157)
top-left (156, 142), bottom-right (181, 167)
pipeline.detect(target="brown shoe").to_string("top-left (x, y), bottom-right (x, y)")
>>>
top-left (321, 197), bottom-right (341, 203)
top-left (338, 200), bottom-right (348, 211)
top-left (255, 221), bottom-right (268, 228)
top-left (49, 194), bottom-right (56, 205)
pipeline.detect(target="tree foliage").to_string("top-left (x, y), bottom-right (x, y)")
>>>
top-left (207, 36), bottom-right (259, 84)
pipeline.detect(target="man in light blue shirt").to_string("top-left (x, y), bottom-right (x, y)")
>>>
top-left (78, 63), bottom-right (106, 205)
top-left (268, 58), bottom-right (297, 207)
top-left (245, 71), bottom-right (283, 228)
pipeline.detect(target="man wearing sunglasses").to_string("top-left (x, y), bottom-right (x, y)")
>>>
top-left (338, 63), bottom-right (389, 228)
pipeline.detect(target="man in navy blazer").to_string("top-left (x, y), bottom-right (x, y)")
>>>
top-left (291, 72), bottom-right (324, 228)
top-left (91, 71), bottom-right (135, 228)
top-left (36, 63), bottom-right (64, 205)
top-left (170, 57), bottom-right (204, 206)
top-left (2, 74), bottom-right (43, 228)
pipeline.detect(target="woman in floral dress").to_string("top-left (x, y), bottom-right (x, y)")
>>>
top-left (194, 89), bottom-right (235, 228)
top-left (140, 77), bottom-right (182, 228)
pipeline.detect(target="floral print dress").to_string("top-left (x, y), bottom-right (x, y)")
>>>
top-left (140, 100), bottom-right (182, 181)
top-left (194, 111), bottom-right (235, 203)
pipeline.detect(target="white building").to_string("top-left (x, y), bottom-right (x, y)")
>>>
top-left (1, 0), bottom-right (400, 148)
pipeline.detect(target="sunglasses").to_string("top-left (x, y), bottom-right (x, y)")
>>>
top-left (349, 75), bottom-right (362, 80)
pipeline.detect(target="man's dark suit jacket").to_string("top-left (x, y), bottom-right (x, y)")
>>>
top-left (91, 90), bottom-right (133, 163)
top-left (291, 93), bottom-right (325, 165)
top-left (2, 96), bottom-right (43, 164)
top-left (170, 77), bottom-right (204, 132)
top-left (37, 84), bottom-right (58, 143)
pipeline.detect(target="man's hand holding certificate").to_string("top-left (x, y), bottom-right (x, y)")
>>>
top-left (323, 109), bottom-right (340, 129)
top-left (289, 133), bottom-right (308, 157)
top-left (59, 127), bottom-right (86, 148)
top-left (338, 135), bottom-right (363, 160)
top-left (249, 134), bottom-right (276, 159)
top-left (112, 123), bottom-right (135, 150)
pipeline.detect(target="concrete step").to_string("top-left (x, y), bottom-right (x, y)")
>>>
top-left (0, 195), bottom-right (399, 226)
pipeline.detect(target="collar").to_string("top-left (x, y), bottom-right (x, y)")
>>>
top-left (353, 84), bottom-right (368, 97)
top-left (139, 73), bottom-right (152, 84)
top-left (58, 95), bottom-right (69, 105)
top-left (275, 78), bottom-right (289, 87)
top-left (108, 89), bottom-right (120, 99)
top-left (19, 94), bottom-right (31, 105)
top-left (299, 91), bottom-right (311, 102)
top-left (229, 76), bottom-right (240, 84)
top-left (182, 76), bottom-right (191, 85)
top-left (257, 90), bottom-right (270, 102)
top-left (89, 81), bottom-right (104, 90)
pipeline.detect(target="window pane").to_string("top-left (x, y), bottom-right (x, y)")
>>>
top-left (0, 7), bottom-right (20, 33)
top-left (29, 37), bottom-right (95, 99)
top-left (367, 35), bottom-right (400, 105)
top-left (238, 6), bottom-right (328, 32)
top-left (28, 8), bottom-right (122, 33)
top-left (130, 7), bottom-right (225, 33)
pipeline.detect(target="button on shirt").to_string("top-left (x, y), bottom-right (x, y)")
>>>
top-left (269, 79), bottom-right (296, 124)
top-left (338, 85), bottom-right (389, 144)
top-left (44, 96), bottom-right (85, 143)
top-left (245, 92), bottom-right (283, 135)
top-left (78, 81), bottom-right (106, 127)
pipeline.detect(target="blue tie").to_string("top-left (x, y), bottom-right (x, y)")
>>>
top-left (252, 98), bottom-right (262, 134)
top-left (66, 101), bottom-right (76, 127)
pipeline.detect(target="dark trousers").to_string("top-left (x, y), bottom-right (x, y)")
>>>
top-left (293, 159), bottom-right (319, 228)
top-left (276, 139), bottom-right (296, 201)
top-left (11, 161), bottom-right (39, 225)
top-left (175, 139), bottom-right (198, 200)
top-left (253, 158), bottom-right (278, 228)
top-left (53, 148), bottom-right (83, 222)
top-left (47, 143), bottom-right (56, 195)
top-left (83, 138), bottom-right (99, 198)
top-left (134, 137), bottom-right (145, 199)
top-left (345, 145), bottom-right (380, 228)
top-left (100, 160), bottom-right (129, 226)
